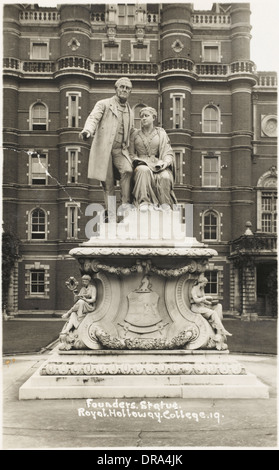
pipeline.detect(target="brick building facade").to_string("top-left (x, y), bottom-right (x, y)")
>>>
top-left (2, 3), bottom-right (277, 318)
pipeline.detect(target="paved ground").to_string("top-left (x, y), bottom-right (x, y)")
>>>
top-left (1, 351), bottom-right (277, 450)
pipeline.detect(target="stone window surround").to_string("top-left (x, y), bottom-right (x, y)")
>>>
top-left (101, 40), bottom-right (121, 61)
top-left (26, 207), bottom-right (49, 241)
top-left (201, 41), bottom-right (222, 63)
top-left (130, 40), bottom-right (150, 62)
top-left (201, 103), bottom-right (222, 134)
top-left (65, 201), bottom-right (81, 240)
top-left (66, 91), bottom-right (81, 128)
top-left (24, 262), bottom-right (50, 299)
top-left (256, 169), bottom-right (277, 233)
top-left (27, 149), bottom-right (49, 185)
top-left (205, 264), bottom-right (224, 300)
top-left (201, 152), bottom-right (221, 188)
top-left (29, 39), bottom-right (50, 60)
top-left (28, 101), bottom-right (49, 131)
top-left (65, 146), bottom-right (81, 184)
top-left (174, 147), bottom-right (185, 185)
top-left (170, 93), bottom-right (185, 129)
top-left (201, 209), bottom-right (222, 242)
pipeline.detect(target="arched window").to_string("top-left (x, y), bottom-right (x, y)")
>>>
top-left (257, 169), bottom-right (277, 233)
top-left (202, 210), bottom-right (220, 241)
top-left (30, 208), bottom-right (47, 240)
top-left (30, 102), bottom-right (48, 131)
top-left (202, 104), bottom-right (220, 133)
top-left (133, 104), bottom-right (147, 129)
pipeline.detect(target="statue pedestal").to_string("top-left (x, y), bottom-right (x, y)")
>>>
top-left (19, 349), bottom-right (269, 399)
top-left (19, 212), bottom-right (270, 399)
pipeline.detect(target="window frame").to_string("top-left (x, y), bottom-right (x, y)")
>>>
top-left (102, 42), bottom-right (121, 61)
top-left (201, 41), bottom-right (221, 63)
top-left (204, 270), bottom-right (219, 296)
top-left (131, 42), bottom-right (150, 62)
top-left (202, 104), bottom-right (221, 134)
top-left (24, 262), bottom-right (50, 299)
top-left (30, 40), bottom-right (50, 60)
top-left (65, 202), bottom-right (80, 240)
top-left (201, 153), bottom-right (221, 188)
top-left (117, 4), bottom-right (135, 25)
top-left (170, 93), bottom-right (185, 129)
top-left (28, 207), bottom-right (48, 241)
top-left (28, 151), bottom-right (48, 185)
top-left (202, 210), bottom-right (220, 242)
top-left (29, 102), bottom-right (48, 131)
top-left (174, 148), bottom-right (185, 185)
top-left (256, 170), bottom-right (277, 233)
top-left (66, 92), bottom-right (81, 128)
top-left (66, 147), bottom-right (80, 183)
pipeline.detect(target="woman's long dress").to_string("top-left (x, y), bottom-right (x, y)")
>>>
top-left (130, 127), bottom-right (177, 207)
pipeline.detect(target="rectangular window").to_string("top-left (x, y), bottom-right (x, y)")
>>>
top-left (104, 45), bottom-right (119, 61)
top-left (31, 154), bottom-right (47, 185)
top-left (66, 92), bottom-right (80, 128)
top-left (204, 271), bottom-right (218, 295)
top-left (202, 156), bottom-right (220, 187)
top-left (133, 45), bottom-right (148, 61)
top-left (66, 203), bottom-right (80, 239)
top-left (118, 4), bottom-right (135, 25)
top-left (175, 97), bottom-right (181, 128)
top-left (67, 149), bottom-right (79, 183)
top-left (30, 270), bottom-right (45, 294)
top-left (31, 42), bottom-right (48, 60)
top-left (203, 212), bottom-right (218, 241)
top-left (261, 192), bottom-right (277, 233)
top-left (204, 46), bottom-right (219, 62)
top-left (175, 151), bottom-right (183, 184)
top-left (171, 93), bottom-right (184, 130)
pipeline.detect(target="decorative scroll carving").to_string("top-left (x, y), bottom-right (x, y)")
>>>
top-left (70, 247), bottom-right (218, 258)
top-left (79, 258), bottom-right (209, 277)
top-left (87, 325), bottom-right (196, 350)
top-left (41, 361), bottom-right (246, 376)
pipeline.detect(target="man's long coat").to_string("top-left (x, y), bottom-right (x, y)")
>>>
top-left (84, 96), bottom-right (133, 181)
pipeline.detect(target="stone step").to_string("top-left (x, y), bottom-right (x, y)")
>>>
top-left (19, 351), bottom-right (269, 400)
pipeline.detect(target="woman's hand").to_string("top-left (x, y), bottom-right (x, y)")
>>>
top-left (155, 160), bottom-right (168, 171)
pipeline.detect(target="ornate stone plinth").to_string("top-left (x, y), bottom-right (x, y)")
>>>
top-left (19, 350), bottom-right (269, 399)
top-left (59, 230), bottom-right (226, 351)
top-left (18, 212), bottom-right (269, 399)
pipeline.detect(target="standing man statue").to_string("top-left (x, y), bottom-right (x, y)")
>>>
top-left (79, 77), bottom-right (134, 211)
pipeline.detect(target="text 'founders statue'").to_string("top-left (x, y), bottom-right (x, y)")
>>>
top-left (79, 77), bottom-right (133, 210)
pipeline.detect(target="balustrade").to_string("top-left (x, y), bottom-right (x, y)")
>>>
top-left (161, 59), bottom-right (194, 72)
top-left (192, 14), bottom-right (230, 25)
top-left (19, 10), bottom-right (60, 22)
top-left (91, 12), bottom-right (105, 22)
top-left (94, 62), bottom-right (158, 75)
top-left (3, 58), bottom-right (20, 70)
top-left (22, 61), bottom-right (55, 73)
top-left (257, 73), bottom-right (277, 87)
top-left (57, 57), bottom-right (91, 71)
top-left (230, 61), bottom-right (255, 74)
top-left (231, 234), bottom-right (277, 254)
top-left (195, 63), bottom-right (228, 76)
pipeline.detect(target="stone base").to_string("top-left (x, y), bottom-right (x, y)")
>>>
top-left (19, 350), bottom-right (269, 400)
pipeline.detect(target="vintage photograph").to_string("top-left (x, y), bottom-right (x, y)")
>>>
top-left (1, 0), bottom-right (277, 451)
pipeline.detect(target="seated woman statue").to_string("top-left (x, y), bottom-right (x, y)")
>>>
top-left (61, 275), bottom-right (97, 334)
top-left (190, 274), bottom-right (232, 339)
top-left (129, 107), bottom-right (177, 211)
